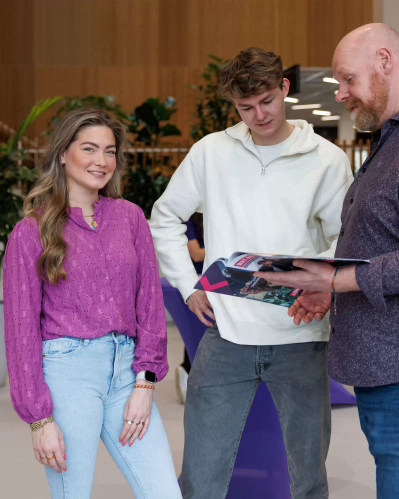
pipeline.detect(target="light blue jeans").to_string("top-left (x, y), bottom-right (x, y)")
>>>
top-left (42, 332), bottom-right (182, 499)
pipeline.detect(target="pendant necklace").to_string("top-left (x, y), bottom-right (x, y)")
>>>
top-left (83, 195), bottom-right (100, 230)
top-left (90, 215), bottom-right (98, 230)
top-left (83, 214), bottom-right (98, 230)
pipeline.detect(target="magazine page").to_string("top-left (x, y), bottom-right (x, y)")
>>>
top-left (226, 252), bottom-right (294, 272)
top-left (227, 252), bottom-right (370, 270)
top-left (195, 258), bottom-right (302, 308)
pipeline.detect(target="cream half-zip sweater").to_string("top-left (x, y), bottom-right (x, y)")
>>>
top-left (150, 120), bottom-right (353, 345)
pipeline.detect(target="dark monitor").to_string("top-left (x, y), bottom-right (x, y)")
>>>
top-left (283, 64), bottom-right (300, 96)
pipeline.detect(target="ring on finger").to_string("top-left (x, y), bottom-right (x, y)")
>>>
top-left (125, 420), bottom-right (134, 425)
top-left (40, 456), bottom-right (47, 460)
top-left (47, 455), bottom-right (56, 461)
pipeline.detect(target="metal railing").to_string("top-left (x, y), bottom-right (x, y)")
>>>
top-left (2, 121), bottom-right (370, 174)
top-left (23, 141), bottom-right (369, 174)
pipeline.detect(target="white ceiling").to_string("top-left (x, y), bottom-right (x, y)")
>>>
top-left (285, 68), bottom-right (345, 128)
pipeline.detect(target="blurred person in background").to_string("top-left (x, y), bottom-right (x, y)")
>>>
top-left (3, 109), bottom-right (182, 499)
top-left (175, 213), bottom-right (205, 404)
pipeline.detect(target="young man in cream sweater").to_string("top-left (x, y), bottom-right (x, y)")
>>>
top-left (150, 48), bottom-right (353, 499)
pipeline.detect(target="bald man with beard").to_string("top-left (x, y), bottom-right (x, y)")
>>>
top-left (255, 23), bottom-right (399, 498)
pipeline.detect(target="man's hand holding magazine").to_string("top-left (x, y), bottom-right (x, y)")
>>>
top-left (254, 259), bottom-right (360, 325)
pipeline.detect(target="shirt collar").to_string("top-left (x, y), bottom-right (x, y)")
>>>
top-left (67, 195), bottom-right (104, 231)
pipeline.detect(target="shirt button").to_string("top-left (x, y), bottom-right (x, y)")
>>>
top-left (340, 229), bottom-right (344, 236)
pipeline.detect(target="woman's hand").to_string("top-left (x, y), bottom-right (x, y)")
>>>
top-left (120, 381), bottom-right (154, 447)
top-left (32, 420), bottom-right (67, 473)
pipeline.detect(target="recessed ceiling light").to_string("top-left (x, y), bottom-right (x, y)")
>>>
top-left (312, 110), bottom-right (332, 116)
top-left (284, 97), bottom-right (299, 103)
top-left (323, 77), bottom-right (339, 84)
top-left (321, 115), bottom-right (341, 121)
top-left (291, 104), bottom-right (322, 110)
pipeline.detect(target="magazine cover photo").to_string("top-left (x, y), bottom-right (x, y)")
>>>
top-left (195, 252), bottom-right (302, 308)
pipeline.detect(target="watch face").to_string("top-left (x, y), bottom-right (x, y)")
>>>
top-left (145, 371), bottom-right (157, 383)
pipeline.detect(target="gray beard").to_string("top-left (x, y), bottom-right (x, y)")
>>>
top-left (351, 108), bottom-right (381, 133)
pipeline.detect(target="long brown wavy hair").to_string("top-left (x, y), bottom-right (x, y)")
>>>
top-left (24, 109), bottom-right (127, 285)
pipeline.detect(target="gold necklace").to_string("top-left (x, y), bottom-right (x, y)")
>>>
top-left (83, 214), bottom-right (98, 229)
top-left (82, 196), bottom-right (100, 230)
top-left (90, 215), bottom-right (98, 230)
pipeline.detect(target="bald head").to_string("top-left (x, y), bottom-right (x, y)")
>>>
top-left (333, 23), bottom-right (399, 131)
top-left (333, 23), bottom-right (399, 67)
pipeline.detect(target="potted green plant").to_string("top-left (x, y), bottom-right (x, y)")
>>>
top-left (191, 55), bottom-right (240, 141)
top-left (123, 97), bottom-right (182, 218)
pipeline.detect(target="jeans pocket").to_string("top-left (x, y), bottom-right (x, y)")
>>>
top-left (121, 336), bottom-right (136, 357)
top-left (43, 338), bottom-right (83, 358)
top-left (207, 322), bottom-right (218, 334)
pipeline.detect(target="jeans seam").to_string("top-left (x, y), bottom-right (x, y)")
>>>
top-left (265, 388), bottom-right (295, 490)
top-left (222, 380), bottom-right (260, 498)
top-left (102, 421), bottom-right (148, 499)
top-left (61, 471), bottom-right (66, 499)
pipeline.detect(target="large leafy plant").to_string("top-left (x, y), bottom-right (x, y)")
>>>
top-left (129, 97), bottom-right (181, 145)
top-left (191, 55), bottom-right (240, 141)
top-left (0, 98), bottom-right (61, 264)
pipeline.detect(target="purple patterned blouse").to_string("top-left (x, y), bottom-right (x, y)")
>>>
top-left (4, 196), bottom-right (168, 423)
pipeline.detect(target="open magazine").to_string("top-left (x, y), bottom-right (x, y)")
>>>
top-left (194, 252), bottom-right (370, 308)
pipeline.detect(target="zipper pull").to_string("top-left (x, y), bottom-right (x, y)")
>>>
top-left (261, 166), bottom-right (266, 175)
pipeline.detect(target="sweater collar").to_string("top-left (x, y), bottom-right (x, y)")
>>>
top-left (225, 119), bottom-right (318, 157)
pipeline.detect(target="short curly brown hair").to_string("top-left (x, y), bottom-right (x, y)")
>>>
top-left (218, 48), bottom-right (284, 101)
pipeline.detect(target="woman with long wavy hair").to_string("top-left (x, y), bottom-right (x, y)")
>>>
top-left (3, 109), bottom-right (182, 498)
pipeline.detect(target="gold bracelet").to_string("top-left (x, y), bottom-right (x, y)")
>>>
top-left (134, 384), bottom-right (155, 391)
top-left (29, 415), bottom-right (54, 432)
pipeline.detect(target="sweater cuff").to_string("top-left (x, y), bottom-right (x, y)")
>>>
top-left (175, 274), bottom-right (201, 303)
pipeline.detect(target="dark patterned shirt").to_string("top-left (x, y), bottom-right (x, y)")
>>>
top-left (329, 114), bottom-right (399, 387)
